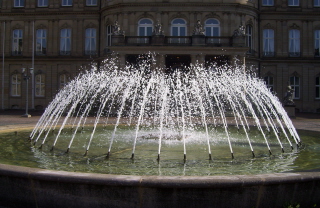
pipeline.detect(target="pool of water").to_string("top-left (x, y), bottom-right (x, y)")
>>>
top-left (0, 126), bottom-right (319, 176)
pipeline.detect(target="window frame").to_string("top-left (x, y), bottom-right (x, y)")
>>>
top-left (86, 0), bottom-right (97, 6)
top-left (315, 30), bottom-right (320, 57)
top-left (36, 29), bottom-right (47, 55)
top-left (264, 76), bottom-right (274, 92)
top-left (14, 0), bottom-right (25, 7)
top-left (290, 76), bottom-right (300, 99)
top-left (12, 29), bottom-right (23, 56)
top-left (288, 0), bottom-right (299, 6)
top-left (60, 28), bottom-right (71, 55)
top-left (246, 25), bottom-right (253, 53)
top-left (289, 29), bottom-right (300, 57)
top-left (204, 19), bottom-right (220, 37)
top-left (316, 76), bottom-right (320, 99)
top-left (85, 28), bottom-right (97, 55)
top-left (35, 74), bottom-right (45, 97)
top-left (262, 0), bottom-right (274, 6)
top-left (62, 0), bottom-right (72, 6)
top-left (263, 29), bottom-right (275, 57)
top-left (38, 0), bottom-right (48, 7)
top-left (11, 73), bottom-right (21, 97)
top-left (171, 18), bottom-right (187, 36)
top-left (315, 0), bottom-right (320, 7)
top-left (138, 19), bottom-right (153, 36)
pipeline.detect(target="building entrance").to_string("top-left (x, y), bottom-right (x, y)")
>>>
top-left (165, 55), bottom-right (191, 73)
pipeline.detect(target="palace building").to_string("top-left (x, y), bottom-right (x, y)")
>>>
top-left (0, 0), bottom-right (320, 112)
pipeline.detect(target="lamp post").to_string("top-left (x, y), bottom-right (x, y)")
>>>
top-left (21, 67), bottom-right (33, 118)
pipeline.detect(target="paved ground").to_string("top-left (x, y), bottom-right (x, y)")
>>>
top-left (0, 109), bottom-right (319, 133)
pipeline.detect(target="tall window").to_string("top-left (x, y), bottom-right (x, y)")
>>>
top-left (290, 76), bottom-right (300, 99)
top-left (36, 29), bottom-right (47, 55)
top-left (62, 0), bottom-right (72, 6)
top-left (205, 19), bottom-right (220, 36)
top-left (246, 25), bottom-right (253, 53)
top-left (38, 0), bottom-right (48, 7)
top-left (11, 74), bottom-right (21, 96)
top-left (316, 77), bottom-right (320, 99)
top-left (14, 0), bottom-right (24, 7)
top-left (12, 29), bottom-right (23, 55)
top-left (171, 19), bottom-right (187, 44)
top-left (262, 0), bottom-right (274, 6)
top-left (315, 30), bottom-right (320, 57)
top-left (85, 28), bottom-right (96, 55)
top-left (35, 74), bottom-right (45, 97)
top-left (289, 29), bottom-right (300, 57)
top-left (264, 76), bottom-right (274, 92)
top-left (171, 19), bottom-right (186, 36)
top-left (138, 19), bottom-right (153, 36)
top-left (315, 0), bottom-right (320, 6)
top-left (60, 28), bottom-right (71, 55)
top-left (86, 0), bottom-right (97, 6)
top-left (59, 74), bottom-right (69, 89)
top-left (106, 25), bottom-right (112, 51)
top-left (288, 0), bottom-right (299, 6)
top-left (263, 29), bottom-right (274, 57)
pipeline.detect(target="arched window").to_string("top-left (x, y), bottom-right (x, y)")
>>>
top-left (205, 19), bottom-right (220, 36)
top-left (138, 19), bottom-right (153, 36)
top-left (171, 18), bottom-right (187, 36)
top-left (315, 30), bottom-right (320, 57)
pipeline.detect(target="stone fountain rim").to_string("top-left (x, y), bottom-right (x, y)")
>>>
top-left (0, 127), bottom-right (319, 188)
top-left (1, 163), bottom-right (320, 188)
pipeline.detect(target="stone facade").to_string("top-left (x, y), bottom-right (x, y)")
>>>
top-left (0, 0), bottom-right (319, 112)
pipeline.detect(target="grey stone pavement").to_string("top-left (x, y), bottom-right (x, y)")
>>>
top-left (0, 109), bottom-right (319, 133)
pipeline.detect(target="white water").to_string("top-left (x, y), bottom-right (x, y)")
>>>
top-left (30, 57), bottom-right (301, 160)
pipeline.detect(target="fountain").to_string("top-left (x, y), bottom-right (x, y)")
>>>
top-left (0, 57), bottom-right (319, 208)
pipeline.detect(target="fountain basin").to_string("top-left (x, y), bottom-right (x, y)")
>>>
top-left (0, 163), bottom-right (319, 208)
top-left (0, 128), bottom-right (320, 208)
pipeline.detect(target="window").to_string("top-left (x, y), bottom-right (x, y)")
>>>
top-left (315, 30), bottom-right (320, 57)
top-left (59, 74), bottom-right (69, 89)
top-left (170, 19), bottom-right (187, 44)
top-left (85, 28), bottom-right (96, 55)
top-left (315, 0), bottom-right (320, 6)
top-left (35, 74), bottom-right (45, 97)
top-left (60, 28), bottom-right (71, 55)
top-left (138, 19), bottom-right (153, 36)
top-left (316, 77), bottom-right (320, 99)
top-left (262, 0), bottom-right (274, 6)
top-left (38, 0), bottom-right (48, 7)
top-left (14, 0), bottom-right (24, 7)
top-left (106, 25), bottom-right (112, 48)
top-left (11, 74), bottom-right (21, 96)
top-left (12, 29), bottom-right (23, 55)
top-left (86, 0), bottom-right (97, 6)
top-left (36, 29), bottom-right (47, 55)
top-left (289, 29), bottom-right (300, 57)
top-left (288, 0), bottom-right (299, 6)
top-left (290, 76), bottom-right (300, 99)
top-left (205, 19), bottom-right (220, 36)
top-left (263, 29), bottom-right (274, 57)
top-left (246, 25), bottom-right (253, 53)
top-left (264, 76), bottom-right (274, 92)
top-left (62, 0), bottom-right (72, 6)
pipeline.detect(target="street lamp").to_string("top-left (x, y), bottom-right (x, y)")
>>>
top-left (21, 67), bottom-right (33, 118)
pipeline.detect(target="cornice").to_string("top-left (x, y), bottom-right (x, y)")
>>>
top-left (0, 11), bottom-right (100, 17)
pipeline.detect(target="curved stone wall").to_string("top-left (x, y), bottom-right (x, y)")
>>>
top-left (0, 163), bottom-right (319, 208)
